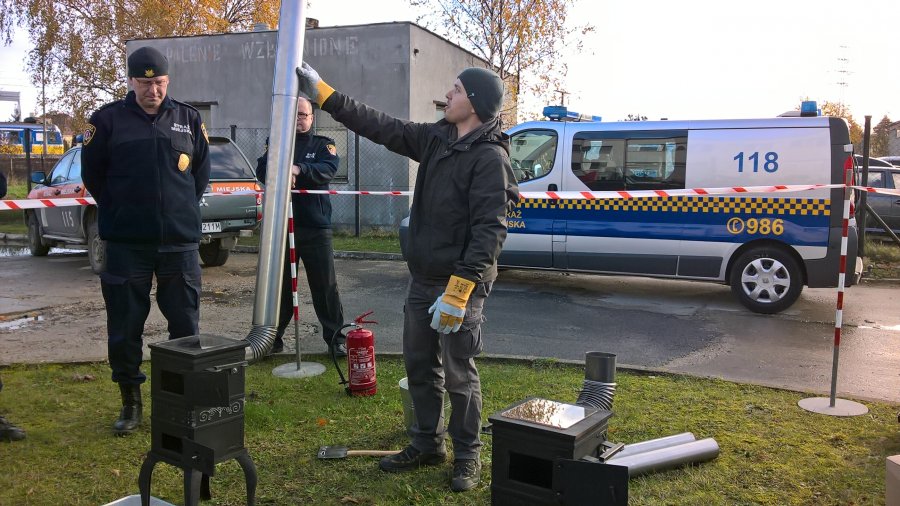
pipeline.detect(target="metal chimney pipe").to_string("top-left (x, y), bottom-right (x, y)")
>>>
top-left (245, 0), bottom-right (308, 361)
top-left (576, 351), bottom-right (617, 410)
top-left (605, 437), bottom-right (720, 477)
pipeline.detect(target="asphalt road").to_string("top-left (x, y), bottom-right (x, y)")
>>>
top-left (1, 248), bottom-right (899, 403)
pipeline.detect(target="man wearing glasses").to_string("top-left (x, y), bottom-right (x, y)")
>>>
top-left (82, 46), bottom-right (210, 436)
top-left (255, 97), bottom-right (346, 357)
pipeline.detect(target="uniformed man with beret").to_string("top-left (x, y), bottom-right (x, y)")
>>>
top-left (82, 46), bottom-right (211, 436)
top-left (255, 96), bottom-right (346, 356)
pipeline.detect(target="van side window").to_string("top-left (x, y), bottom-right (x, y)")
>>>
top-left (509, 129), bottom-right (557, 183)
top-left (572, 133), bottom-right (686, 191)
top-left (625, 137), bottom-right (687, 190)
top-left (572, 137), bottom-right (625, 190)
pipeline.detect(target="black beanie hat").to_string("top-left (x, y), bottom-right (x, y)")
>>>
top-left (457, 67), bottom-right (504, 122)
top-left (128, 47), bottom-right (169, 78)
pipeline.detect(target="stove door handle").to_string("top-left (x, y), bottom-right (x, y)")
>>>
top-left (205, 360), bottom-right (249, 373)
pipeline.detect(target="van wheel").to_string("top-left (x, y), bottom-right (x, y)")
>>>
top-left (199, 238), bottom-right (230, 267)
top-left (87, 214), bottom-right (106, 274)
top-left (26, 212), bottom-right (50, 257)
top-left (730, 247), bottom-right (802, 314)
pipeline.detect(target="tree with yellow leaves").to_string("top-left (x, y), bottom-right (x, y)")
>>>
top-left (410, 0), bottom-right (594, 123)
top-left (0, 0), bottom-right (279, 128)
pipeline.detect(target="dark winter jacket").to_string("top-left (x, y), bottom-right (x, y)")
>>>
top-left (81, 92), bottom-right (210, 247)
top-left (322, 91), bottom-right (518, 284)
top-left (255, 132), bottom-right (339, 229)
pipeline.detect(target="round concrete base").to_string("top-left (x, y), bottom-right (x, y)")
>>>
top-left (798, 397), bottom-right (869, 416)
top-left (272, 361), bottom-right (326, 379)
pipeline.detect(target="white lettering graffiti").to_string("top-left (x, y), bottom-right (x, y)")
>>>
top-left (165, 44), bottom-right (222, 63)
top-left (306, 36), bottom-right (359, 57)
top-left (240, 41), bottom-right (277, 60)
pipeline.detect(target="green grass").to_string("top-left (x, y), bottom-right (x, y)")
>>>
top-left (0, 181), bottom-right (27, 235)
top-left (0, 357), bottom-right (895, 505)
top-left (863, 238), bottom-right (900, 279)
top-left (238, 231), bottom-right (401, 254)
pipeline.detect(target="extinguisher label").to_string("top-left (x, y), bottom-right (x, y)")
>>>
top-left (349, 345), bottom-right (376, 386)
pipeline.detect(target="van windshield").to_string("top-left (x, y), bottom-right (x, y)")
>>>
top-left (509, 129), bottom-right (557, 182)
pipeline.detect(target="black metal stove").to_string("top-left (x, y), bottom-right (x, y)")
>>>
top-left (138, 334), bottom-right (257, 506)
top-left (489, 397), bottom-right (626, 505)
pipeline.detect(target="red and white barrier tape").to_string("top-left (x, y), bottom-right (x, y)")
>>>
top-left (3, 184), bottom-right (900, 211)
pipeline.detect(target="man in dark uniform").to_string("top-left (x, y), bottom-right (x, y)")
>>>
top-left (81, 46), bottom-right (211, 436)
top-left (297, 63), bottom-right (517, 492)
top-left (255, 96), bottom-right (346, 356)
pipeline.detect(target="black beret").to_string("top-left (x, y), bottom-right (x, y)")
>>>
top-left (128, 47), bottom-right (169, 78)
top-left (457, 67), bottom-right (504, 123)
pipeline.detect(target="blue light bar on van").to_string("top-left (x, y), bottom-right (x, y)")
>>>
top-left (800, 101), bottom-right (819, 117)
top-left (543, 105), bottom-right (601, 122)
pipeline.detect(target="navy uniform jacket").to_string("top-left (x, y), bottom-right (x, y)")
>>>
top-left (82, 91), bottom-right (210, 249)
top-left (256, 132), bottom-right (339, 229)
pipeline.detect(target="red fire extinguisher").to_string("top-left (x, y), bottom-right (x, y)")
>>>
top-left (332, 311), bottom-right (378, 396)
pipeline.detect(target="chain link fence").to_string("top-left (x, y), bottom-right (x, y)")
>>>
top-left (212, 121), bottom-right (413, 236)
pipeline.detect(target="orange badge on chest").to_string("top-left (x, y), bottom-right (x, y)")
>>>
top-left (178, 153), bottom-right (190, 171)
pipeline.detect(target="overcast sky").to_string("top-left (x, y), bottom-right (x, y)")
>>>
top-left (1, 0), bottom-right (897, 123)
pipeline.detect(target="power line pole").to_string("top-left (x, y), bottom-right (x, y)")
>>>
top-left (836, 45), bottom-right (850, 108)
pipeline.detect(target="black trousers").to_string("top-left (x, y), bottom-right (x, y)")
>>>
top-left (100, 243), bottom-right (201, 385)
top-left (276, 227), bottom-right (345, 344)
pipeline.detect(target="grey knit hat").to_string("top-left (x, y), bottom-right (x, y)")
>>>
top-left (457, 67), bottom-right (504, 122)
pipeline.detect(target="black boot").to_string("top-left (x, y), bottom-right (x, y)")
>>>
top-left (112, 383), bottom-right (142, 436)
top-left (0, 415), bottom-right (25, 442)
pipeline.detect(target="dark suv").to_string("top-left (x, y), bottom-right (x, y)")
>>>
top-left (24, 136), bottom-right (260, 272)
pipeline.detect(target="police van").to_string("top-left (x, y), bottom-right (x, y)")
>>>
top-left (500, 103), bottom-right (862, 314)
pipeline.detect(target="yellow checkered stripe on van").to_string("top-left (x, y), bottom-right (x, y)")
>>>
top-left (520, 197), bottom-right (830, 216)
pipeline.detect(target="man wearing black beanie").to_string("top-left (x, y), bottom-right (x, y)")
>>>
top-left (298, 62), bottom-right (518, 492)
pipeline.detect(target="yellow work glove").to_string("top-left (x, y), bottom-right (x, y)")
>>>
top-left (296, 62), bottom-right (335, 107)
top-left (428, 275), bottom-right (476, 334)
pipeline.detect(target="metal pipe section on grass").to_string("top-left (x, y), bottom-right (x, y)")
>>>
top-left (606, 437), bottom-right (720, 477)
top-left (612, 432), bottom-right (696, 459)
top-left (245, 0), bottom-right (307, 361)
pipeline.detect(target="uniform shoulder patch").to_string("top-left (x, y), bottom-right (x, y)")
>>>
top-left (326, 143), bottom-right (337, 156)
top-left (83, 124), bottom-right (97, 146)
top-left (201, 123), bottom-right (209, 143)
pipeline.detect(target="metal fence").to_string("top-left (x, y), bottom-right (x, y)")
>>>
top-left (211, 122), bottom-right (413, 235)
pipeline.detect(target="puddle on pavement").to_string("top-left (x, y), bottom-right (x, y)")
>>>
top-left (0, 247), bottom-right (84, 258)
top-left (0, 314), bottom-right (45, 330)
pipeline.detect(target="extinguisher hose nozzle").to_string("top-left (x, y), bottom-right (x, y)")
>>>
top-left (331, 323), bottom-right (355, 392)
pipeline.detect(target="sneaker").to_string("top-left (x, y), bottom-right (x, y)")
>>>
top-left (0, 415), bottom-right (25, 442)
top-left (450, 459), bottom-right (481, 492)
top-left (329, 340), bottom-right (347, 358)
top-left (379, 445), bottom-right (446, 472)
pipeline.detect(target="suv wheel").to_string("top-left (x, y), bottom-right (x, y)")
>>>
top-left (87, 214), bottom-right (106, 274)
top-left (199, 238), bottom-right (231, 267)
top-left (26, 212), bottom-right (50, 257)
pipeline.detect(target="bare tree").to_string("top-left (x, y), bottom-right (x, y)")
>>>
top-left (410, 0), bottom-right (594, 123)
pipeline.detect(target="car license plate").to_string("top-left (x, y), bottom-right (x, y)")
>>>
top-left (202, 222), bottom-right (222, 233)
